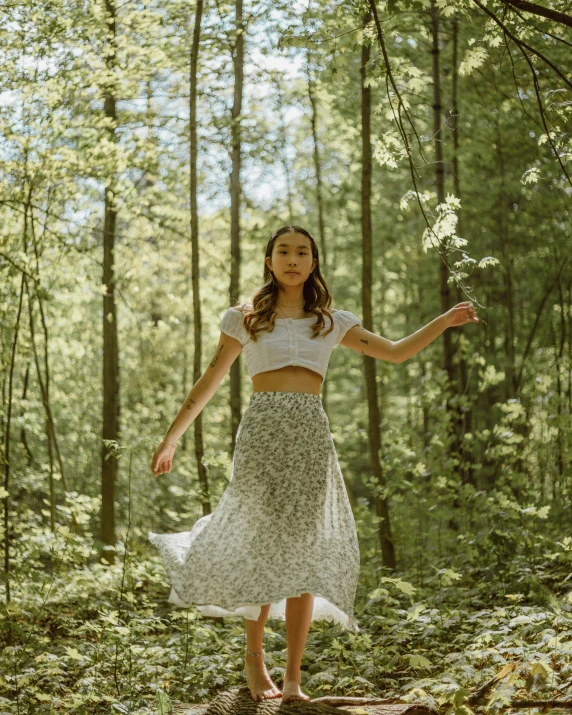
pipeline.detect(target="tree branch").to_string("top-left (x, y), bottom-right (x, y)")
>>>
top-left (499, 0), bottom-right (572, 29)
top-left (470, 0), bottom-right (572, 90)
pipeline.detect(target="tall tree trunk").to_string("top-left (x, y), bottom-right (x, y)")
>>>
top-left (432, 0), bottom-right (464, 511)
top-left (494, 116), bottom-right (517, 399)
top-left (554, 269), bottom-right (566, 501)
top-left (101, 0), bottom-right (120, 564)
top-left (431, 0), bottom-right (453, 386)
top-left (29, 205), bottom-right (81, 534)
top-left (306, 49), bottom-right (327, 271)
top-left (418, 282), bottom-right (431, 449)
top-left (568, 281), bottom-right (572, 418)
top-left (189, 0), bottom-right (211, 515)
top-left (3, 271), bottom-right (25, 608)
top-left (451, 13), bottom-right (475, 486)
top-left (361, 12), bottom-right (395, 570)
top-left (229, 0), bottom-right (244, 449)
top-left (25, 288), bottom-right (68, 533)
top-left (306, 48), bottom-right (330, 414)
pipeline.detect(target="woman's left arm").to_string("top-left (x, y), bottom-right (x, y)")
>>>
top-left (340, 302), bottom-right (478, 364)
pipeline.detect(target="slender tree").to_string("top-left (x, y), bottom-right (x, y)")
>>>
top-left (188, 0), bottom-right (211, 515)
top-left (3, 272), bottom-right (25, 608)
top-left (101, 0), bottom-right (120, 565)
top-left (306, 47), bottom-right (331, 414)
top-left (229, 0), bottom-right (244, 448)
top-left (430, 0), bottom-right (453, 379)
top-left (451, 12), bottom-right (475, 487)
top-left (361, 11), bottom-right (395, 569)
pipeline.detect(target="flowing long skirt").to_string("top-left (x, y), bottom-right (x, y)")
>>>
top-left (148, 390), bottom-right (361, 632)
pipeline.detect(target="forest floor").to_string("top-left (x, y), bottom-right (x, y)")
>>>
top-left (1, 526), bottom-right (571, 714)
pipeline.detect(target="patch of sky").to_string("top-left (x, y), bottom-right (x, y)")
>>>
top-left (2, 8), bottom-right (311, 218)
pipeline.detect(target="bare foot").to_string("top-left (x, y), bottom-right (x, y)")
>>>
top-left (282, 679), bottom-right (310, 703)
top-left (244, 653), bottom-right (282, 701)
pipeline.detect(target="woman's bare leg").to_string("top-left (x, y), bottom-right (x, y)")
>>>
top-left (244, 604), bottom-right (282, 701)
top-left (283, 593), bottom-right (314, 702)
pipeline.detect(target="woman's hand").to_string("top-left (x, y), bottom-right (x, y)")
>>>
top-left (444, 301), bottom-right (479, 328)
top-left (151, 440), bottom-right (177, 476)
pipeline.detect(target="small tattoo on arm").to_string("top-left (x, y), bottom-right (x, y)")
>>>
top-left (360, 338), bottom-right (368, 344)
top-left (165, 420), bottom-right (176, 439)
top-left (209, 346), bottom-right (223, 368)
top-left (185, 398), bottom-right (196, 410)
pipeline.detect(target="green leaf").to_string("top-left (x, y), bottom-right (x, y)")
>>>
top-left (65, 647), bottom-right (83, 661)
top-left (453, 688), bottom-right (471, 706)
top-left (459, 47), bottom-right (488, 76)
top-left (156, 689), bottom-right (173, 714)
top-left (440, 569), bottom-right (462, 586)
top-left (380, 577), bottom-right (417, 595)
top-left (407, 602), bottom-right (427, 621)
top-left (409, 654), bottom-right (431, 669)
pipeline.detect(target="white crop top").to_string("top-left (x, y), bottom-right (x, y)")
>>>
top-left (219, 306), bottom-right (361, 382)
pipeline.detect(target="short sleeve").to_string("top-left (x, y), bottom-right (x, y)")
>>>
top-left (334, 310), bottom-right (361, 346)
top-left (220, 307), bottom-right (248, 346)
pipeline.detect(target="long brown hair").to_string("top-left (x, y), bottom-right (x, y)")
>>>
top-left (233, 225), bottom-right (336, 342)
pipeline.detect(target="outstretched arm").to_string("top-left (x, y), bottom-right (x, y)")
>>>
top-left (340, 302), bottom-right (478, 364)
top-left (150, 331), bottom-right (243, 476)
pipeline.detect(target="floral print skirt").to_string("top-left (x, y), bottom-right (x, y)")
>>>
top-left (148, 390), bottom-right (360, 632)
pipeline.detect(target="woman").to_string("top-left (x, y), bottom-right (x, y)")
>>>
top-left (148, 225), bottom-right (478, 703)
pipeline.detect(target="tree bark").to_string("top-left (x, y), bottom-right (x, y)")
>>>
top-left (431, 0), bottom-right (453, 385)
top-left (101, 0), bottom-right (120, 564)
top-left (494, 116), bottom-right (517, 399)
top-left (361, 11), bottom-right (395, 569)
top-left (28, 204), bottom-right (81, 534)
top-left (229, 0), bottom-right (244, 450)
top-left (432, 0), bottom-right (466, 504)
top-left (450, 13), bottom-right (475, 487)
top-left (174, 690), bottom-right (435, 715)
top-left (3, 271), bottom-right (25, 608)
top-left (306, 48), bottom-right (330, 415)
top-left (189, 0), bottom-right (211, 515)
top-left (554, 272), bottom-right (566, 499)
top-left (25, 276), bottom-right (81, 535)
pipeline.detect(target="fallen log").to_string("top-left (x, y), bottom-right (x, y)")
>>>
top-left (507, 701), bottom-right (572, 709)
top-left (311, 697), bottom-right (420, 707)
top-left (171, 686), bottom-right (572, 714)
top-left (172, 688), bottom-right (436, 715)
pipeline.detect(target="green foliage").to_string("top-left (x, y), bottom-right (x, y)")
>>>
top-left (2, 496), bottom-right (571, 712)
top-left (1, 0), bottom-right (571, 711)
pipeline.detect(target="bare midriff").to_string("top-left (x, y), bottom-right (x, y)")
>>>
top-left (252, 365), bottom-right (322, 395)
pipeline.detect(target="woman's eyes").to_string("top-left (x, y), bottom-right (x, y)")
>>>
top-left (279, 251), bottom-right (307, 255)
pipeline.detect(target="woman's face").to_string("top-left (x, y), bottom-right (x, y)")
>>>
top-left (265, 232), bottom-right (317, 285)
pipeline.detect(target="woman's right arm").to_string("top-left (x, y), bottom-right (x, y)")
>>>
top-left (151, 331), bottom-right (243, 476)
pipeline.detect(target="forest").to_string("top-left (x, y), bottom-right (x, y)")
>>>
top-left (0, 0), bottom-right (571, 711)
